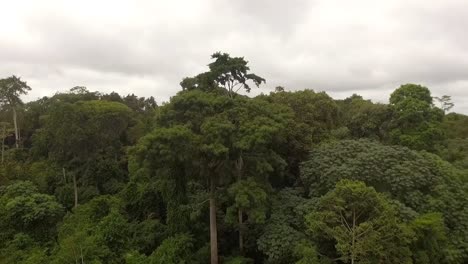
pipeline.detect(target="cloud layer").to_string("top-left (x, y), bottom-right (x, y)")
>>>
top-left (1, 0), bottom-right (467, 113)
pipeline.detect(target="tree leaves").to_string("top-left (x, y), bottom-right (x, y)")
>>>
top-left (181, 52), bottom-right (265, 97)
top-left (306, 180), bottom-right (413, 264)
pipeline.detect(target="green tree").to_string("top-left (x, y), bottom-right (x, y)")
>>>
top-left (51, 196), bottom-right (130, 264)
top-left (149, 234), bottom-right (194, 264)
top-left (0, 76), bottom-right (31, 148)
top-left (428, 171), bottom-right (468, 262)
top-left (131, 125), bottom-right (198, 233)
top-left (434, 95), bottom-right (454, 113)
top-left (0, 181), bottom-right (64, 244)
top-left (180, 52), bottom-right (265, 98)
top-left (257, 188), bottom-right (314, 264)
top-left (225, 96), bottom-right (288, 254)
top-left (134, 88), bottom-right (289, 262)
top-left (0, 233), bottom-right (49, 264)
top-left (338, 94), bottom-right (391, 140)
top-left (33, 100), bottom-right (133, 207)
top-left (260, 90), bottom-right (339, 185)
top-left (301, 140), bottom-right (446, 209)
top-left (389, 84), bottom-right (445, 151)
top-left (293, 241), bottom-right (320, 264)
top-left (225, 177), bottom-right (268, 254)
top-left (147, 53), bottom-right (284, 262)
top-left (122, 93), bottom-right (157, 113)
top-left (440, 113), bottom-right (468, 169)
top-left (409, 213), bottom-right (448, 264)
top-left (306, 180), bottom-right (412, 264)
top-left (124, 234), bottom-right (196, 264)
top-left (133, 90), bottom-right (225, 261)
top-left (0, 121), bottom-right (10, 164)
top-left (301, 140), bottom-right (468, 262)
top-left (442, 113), bottom-right (468, 139)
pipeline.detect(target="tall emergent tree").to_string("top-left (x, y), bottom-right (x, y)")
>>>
top-left (223, 97), bottom-right (288, 255)
top-left (0, 76), bottom-right (31, 148)
top-left (180, 52), bottom-right (265, 98)
top-left (133, 52), bottom-right (282, 263)
top-left (434, 95), bottom-right (455, 113)
top-left (134, 91), bottom-right (227, 263)
top-left (180, 52), bottom-right (268, 262)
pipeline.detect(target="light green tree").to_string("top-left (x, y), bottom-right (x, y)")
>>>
top-left (306, 180), bottom-right (412, 264)
top-left (0, 76), bottom-right (31, 148)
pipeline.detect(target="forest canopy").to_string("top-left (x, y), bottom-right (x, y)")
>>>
top-left (0, 53), bottom-right (467, 264)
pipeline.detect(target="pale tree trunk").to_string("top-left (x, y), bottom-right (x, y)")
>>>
top-left (73, 173), bottom-right (78, 208)
top-left (235, 155), bottom-right (244, 254)
top-left (12, 107), bottom-right (19, 148)
top-left (209, 175), bottom-right (218, 264)
top-left (72, 246), bottom-right (78, 264)
top-left (64, 168), bottom-right (79, 208)
top-left (80, 245), bottom-right (84, 264)
top-left (238, 208), bottom-right (244, 254)
top-left (351, 209), bottom-right (356, 264)
top-left (1, 124), bottom-right (6, 164)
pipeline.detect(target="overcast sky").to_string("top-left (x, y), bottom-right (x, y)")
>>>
top-left (1, 0), bottom-right (467, 113)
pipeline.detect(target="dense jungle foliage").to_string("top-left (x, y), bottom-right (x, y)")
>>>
top-left (0, 53), bottom-right (467, 264)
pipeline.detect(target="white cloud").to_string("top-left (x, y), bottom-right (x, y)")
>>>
top-left (0, 0), bottom-right (467, 113)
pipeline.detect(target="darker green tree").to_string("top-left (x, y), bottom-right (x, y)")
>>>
top-left (389, 84), bottom-right (445, 151)
top-left (180, 52), bottom-right (265, 98)
top-left (260, 90), bottom-right (340, 185)
top-left (32, 100), bottom-right (133, 207)
top-left (338, 94), bottom-right (391, 140)
top-left (0, 181), bottom-right (64, 244)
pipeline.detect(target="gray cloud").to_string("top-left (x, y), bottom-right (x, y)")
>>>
top-left (0, 0), bottom-right (467, 113)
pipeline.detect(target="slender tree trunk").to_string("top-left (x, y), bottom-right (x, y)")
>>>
top-left (238, 208), bottom-right (244, 255)
top-left (209, 175), bottom-right (218, 264)
top-left (65, 168), bottom-right (79, 208)
top-left (351, 209), bottom-right (356, 264)
top-left (80, 245), bottom-right (84, 264)
top-left (1, 124), bottom-right (5, 164)
top-left (72, 246), bottom-right (78, 264)
top-left (236, 155), bottom-right (244, 254)
top-left (12, 107), bottom-right (18, 148)
top-left (73, 174), bottom-right (78, 208)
